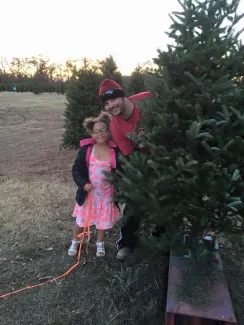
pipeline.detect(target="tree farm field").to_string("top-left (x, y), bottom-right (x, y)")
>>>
top-left (0, 92), bottom-right (244, 325)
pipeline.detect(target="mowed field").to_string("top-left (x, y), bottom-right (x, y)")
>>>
top-left (0, 92), bottom-right (167, 325)
top-left (0, 92), bottom-right (244, 325)
top-left (0, 92), bottom-right (74, 181)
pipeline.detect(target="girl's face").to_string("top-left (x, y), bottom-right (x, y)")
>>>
top-left (91, 122), bottom-right (110, 144)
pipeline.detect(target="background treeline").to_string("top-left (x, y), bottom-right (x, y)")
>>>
top-left (0, 55), bottom-right (153, 95)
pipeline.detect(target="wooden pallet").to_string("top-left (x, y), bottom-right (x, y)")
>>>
top-left (165, 252), bottom-right (236, 325)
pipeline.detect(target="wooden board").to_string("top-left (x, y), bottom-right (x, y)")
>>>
top-left (165, 252), bottom-right (236, 325)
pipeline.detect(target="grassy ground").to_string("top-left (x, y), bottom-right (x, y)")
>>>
top-left (0, 92), bottom-right (168, 325)
top-left (0, 92), bottom-right (243, 325)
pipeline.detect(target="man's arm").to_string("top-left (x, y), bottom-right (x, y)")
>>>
top-left (129, 91), bottom-right (153, 101)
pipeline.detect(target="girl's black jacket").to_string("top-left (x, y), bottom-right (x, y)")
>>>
top-left (72, 142), bottom-right (121, 206)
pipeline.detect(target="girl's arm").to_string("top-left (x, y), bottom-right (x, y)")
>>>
top-left (72, 148), bottom-right (89, 188)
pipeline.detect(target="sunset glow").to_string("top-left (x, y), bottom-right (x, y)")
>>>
top-left (1, 0), bottom-right (244, 75)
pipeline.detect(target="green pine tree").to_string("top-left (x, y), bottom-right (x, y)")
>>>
top-left (99, 55), bottom-right (123, 85)
top-left (32, 83), bottom-right (38, 94)
top-left (114, 0), bottom-right (244, 259)
top-left (60, 82), bottom-right (65, 94)
top-left (29, 83), bottom-right (33, 92)
top-left (24, 84), bottom-right (29, 92)
top-left (18, 84), bottom-right (24, 92)
top-left (61, 65), bottom-right (102, 149)
top-left (127, 63), bottom-right (154, 95)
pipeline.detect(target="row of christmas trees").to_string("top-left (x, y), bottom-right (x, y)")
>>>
top-left (0, 57), bottom-right (151, 96)
top-left (0, 82), bottom-right (66, 94)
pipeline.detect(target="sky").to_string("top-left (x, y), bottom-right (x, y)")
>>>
top-left (1, 0), bottom-right (244, 75)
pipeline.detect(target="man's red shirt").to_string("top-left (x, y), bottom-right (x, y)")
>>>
top-left (110, 91), bottom-right (152, 156)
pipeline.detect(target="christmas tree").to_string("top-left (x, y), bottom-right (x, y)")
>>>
top-left (61, 61), bottom-right (102, 149)
top-left (127, 64), bottom-right (148, 95)
top-left (62, 56), bottom-right (123, 149)
top-left (114, 0), bottom-right (244, 258)
top-left (99, 55), bottom-right (123, 85)
top-left (127, 62), bottom-right (155, 95)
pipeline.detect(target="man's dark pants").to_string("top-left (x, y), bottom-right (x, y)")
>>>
top-left (116, 212), bottom-right (166, 250)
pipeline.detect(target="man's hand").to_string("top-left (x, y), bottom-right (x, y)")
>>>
top-left (83, 183), bottom-right (92, 192)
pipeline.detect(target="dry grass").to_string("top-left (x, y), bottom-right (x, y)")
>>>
top-left (0, 92), bottom-right (168, 325)
top-left (221, 242), bottom-right (244, 325)
top-left (1, 92), bottom-right (243, 325)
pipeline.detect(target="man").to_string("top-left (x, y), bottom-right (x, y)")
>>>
top-left (99, 79), bottom-right (164, 260)
top-left (99, 79), bottom-right (152, 156)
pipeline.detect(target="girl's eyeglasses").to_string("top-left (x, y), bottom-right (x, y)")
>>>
top-left (92, 129), bottom-right (109, 134)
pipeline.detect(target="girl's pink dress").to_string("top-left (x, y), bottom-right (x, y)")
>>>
top-left (73, 148), bottom-right (120, 230)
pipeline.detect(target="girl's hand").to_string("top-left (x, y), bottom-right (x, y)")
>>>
top-left (83, 183), bottom-right (92, 192)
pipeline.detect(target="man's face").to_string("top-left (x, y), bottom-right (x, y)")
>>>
top-left (103, 97), bottom-right (126, 116)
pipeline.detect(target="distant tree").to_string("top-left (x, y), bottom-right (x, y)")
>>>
top-left (99, 55), bottom-right (123, 84)
top-left (127, 65), bottom-right (147, 95)
top-left (127, 62), bottom-right (155, 95)
top-left (60, 82), bottom-right (65, 94)
top-left (62, 60), bottom-right (102, 149)
top-left (23, 84), bottom-right (29, 92)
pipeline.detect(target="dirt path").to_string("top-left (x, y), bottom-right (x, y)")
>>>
top-left (0, 92), bottom-right (74, 181)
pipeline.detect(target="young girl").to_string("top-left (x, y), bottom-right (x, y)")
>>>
top-left (68, 112), bottom-right (120, 257)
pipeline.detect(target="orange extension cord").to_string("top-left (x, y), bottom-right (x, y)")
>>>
top-left (0, 193), bottom-right (92, 300)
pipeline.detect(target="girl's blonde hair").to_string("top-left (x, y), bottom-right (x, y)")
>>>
top-left (83, 111), bottom-right (111, 133)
